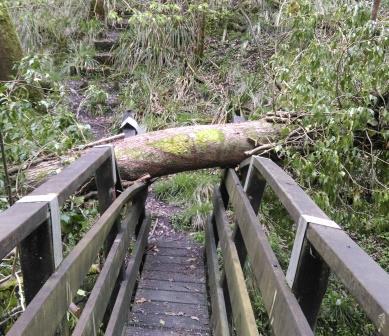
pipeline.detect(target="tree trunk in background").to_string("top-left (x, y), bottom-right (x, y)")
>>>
top-left (371, 0), bottom-right (381, 21)
top-left (22, 120), bottom-right (278, 187)
top-left (0, 1), bottom-right (23, 81)
top-left (89, 0), bottom-right (107, 20)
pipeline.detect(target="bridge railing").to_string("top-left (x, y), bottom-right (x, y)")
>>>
top-left (0, 147), bottom-right (150, 335)
top-left (206, 156), bottom-right (389, 336)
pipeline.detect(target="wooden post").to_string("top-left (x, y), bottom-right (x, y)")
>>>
top-left (290, 241), bottom-right (330, 328)
top-left (95, 156), bottom-right (117, 254)
top-left (20, 219), bottom-right (55, 304)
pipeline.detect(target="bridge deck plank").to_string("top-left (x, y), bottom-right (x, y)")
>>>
top-left (126, 234), bottom-right (211, 336)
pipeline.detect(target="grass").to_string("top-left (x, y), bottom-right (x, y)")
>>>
top-left (153, 170), bottom-right (220, 231)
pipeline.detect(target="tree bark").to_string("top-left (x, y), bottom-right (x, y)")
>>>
top-left (22, 120), bottom-right (278, 187)
top-left (0, 1), bottom-right (23, 81)
top-left (371, 0), bottom-right (381, 21)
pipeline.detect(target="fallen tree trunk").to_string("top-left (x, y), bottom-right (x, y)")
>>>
top-left (21, 120), bottom-right (278, 187)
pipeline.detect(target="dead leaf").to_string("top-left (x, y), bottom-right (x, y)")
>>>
top-left (135, 297), bottom-right (149, 304)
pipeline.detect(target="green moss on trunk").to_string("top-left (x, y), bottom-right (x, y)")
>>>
top-left (0, 1), bottom-right (23, 81)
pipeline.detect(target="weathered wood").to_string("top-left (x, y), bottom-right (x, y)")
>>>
top-left (213, 188), bottom-right (260, 336)
top-left (0, 148), bottom-right (110, 260)
top-left (7, 182), bottom-right (146, 336)
top-left (139, 279), bottom-right (206, 293)
top-left (30, 147), bottom-right (111, 205)
top-left (205, 215), bottom-right (230, 336)
top-left (307, 224), bottom-right (389, 335)
top-left (250, 156), bottom-right (330, 326)
top-left (147, 247), bottom-right (197, 258)
top-left (224, 169), bottom-right (313, 336)
top-left (72, 201), bottom-right (145, 336)
top-left (19, 219), bottom-right (55, 304)
top-left (130, 301), bottom-right (210, 319)
top-left (135, 288), bottom-right (207, 306)
top-left (105, 215), bottom-right (151, 336)
top-left (96, 155), bottom-right (118, 260)
top-left (250, 157), bottom-right (328, 223)
top-left (0, 202), bottom-right (47, 260)
top-left (128, 226), bottom-right (211, 336)
top-left (129, 312), bottom-right (210, 331)
top-left (141, 269), bottom-right (206, 284)
top-left (143, 262), bottom-right (205, 277)
top-left (125, 327), bottom-right (209, 336)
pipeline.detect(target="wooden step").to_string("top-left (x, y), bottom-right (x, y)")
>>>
top-left (94, 39), bottom-right (117, 52)
top-left (94, 52), bottom-right (114, 65)
top-left (69, 65), bottom-right (112, 76)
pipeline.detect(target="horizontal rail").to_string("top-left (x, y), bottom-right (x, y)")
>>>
top-left (0, 147), bottom-right (111, 259)
top-left (105, 214), bottom-right (151, 336)
top-left (243, 156), bottom-right (389, 335)
top-left (307, 225), bottom-right (389, 335)
top-left (213, 188), bottom-right (259, 336)
top-left (205, 215), bottom-right (229, 336)
top-left (248, 157), bottom-right (328, 223)
top-left (224, 169), bottom-right (313, 336)
top-left (73, 195), bottom-right (146, 335)
top-left (7, 182), bottom-right (146, 336)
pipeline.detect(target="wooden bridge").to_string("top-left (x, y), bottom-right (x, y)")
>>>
top-left (0, 146), bottom-right (388, 335)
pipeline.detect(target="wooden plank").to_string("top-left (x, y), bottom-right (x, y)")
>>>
top-left (147, 247), bottom-right (198, 258)
top-left (307, 224), bottom-right (389, 336)
top-left (129, 312), bottom-right (209, 331)
top-left (205, 215), bottom-right (230, 336)
top-left (135, 289), bottom-right (207, 306)
top-left (131, 301), bottom-right (209, 319)
top-left (224, 170), bottom-right (313, 336)
top-left (141, 270), bottom-right (206, 284)
top-left (31, 147), bottom-right (111, 205)
top-left (0, 147), bottom-right (110, 260)
top-left (72, 201), bottom-right (144, 336)
top-left (105, 215), bottom-right (151, 336)
top-left (251, 157), bottom-right (330, 326)
top-left (143, 262), bottom-right (205, 277)
top-left (212, 189), bottom-right (259, 336)
top-left (145, 255), bottom-right (204, 267)
top-left (139, 279), bottom-right (206, 293)
top-left (7, 183), bottom-right (146, 336)
top-left (125, 326), bottom-right (210, 336)
top-left (152, 240), bottom-right (197, 249)
top-left (252, 157), bottom-right (328, 223)
top-left (0, 202), bottom-right (48, 260)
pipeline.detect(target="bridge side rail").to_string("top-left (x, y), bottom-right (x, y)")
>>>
top-left (239, 156), bottom-right (389, 335)
top-left (7, 182), bottom-right (149, 336)
top-left (207, 170), bottom-right (314, 336)
top-left (0, 146), bottom-right (117, 302)
top-left (0, 147), bottom-right (151, 335)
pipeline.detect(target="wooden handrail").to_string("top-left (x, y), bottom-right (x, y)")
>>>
top-left (223, 169), bottom-right (313, 336)
top-left (7, 182), bottom-right (147, 336)
top-left (237, 156), bottom-right (389, 335)
top-left (0, 147), bottom-right (111, 260)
